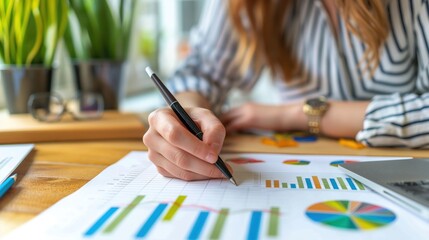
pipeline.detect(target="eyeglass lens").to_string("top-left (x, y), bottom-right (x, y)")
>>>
top-left (68, 93), bottom-right (104, 120)
top-left (28, 92), bottom-right (104, 122)
top-left (28, 93), bottom-right (65, 122)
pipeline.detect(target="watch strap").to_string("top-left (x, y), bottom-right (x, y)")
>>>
top-left (307, 114), bottom-right (322, 135)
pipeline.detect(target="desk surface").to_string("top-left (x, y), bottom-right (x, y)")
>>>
top-left (1, 134), bottom-right (428, 236)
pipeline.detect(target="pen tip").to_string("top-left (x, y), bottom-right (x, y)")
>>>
top-left (145, 67), bottom-right (154, 77)
top-left (229, 177), bottom-right (238, 186)
top-left (11, 173), bottom-right (17, 180)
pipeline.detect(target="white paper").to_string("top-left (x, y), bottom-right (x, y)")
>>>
top-left (6, 152), bottom-right (428, 240)
top-left (0, 144), bottom-right (34, 183)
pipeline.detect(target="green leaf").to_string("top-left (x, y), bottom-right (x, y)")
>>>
top-left (0, 0), bottom-right (68, 66)
top-left (63, 0), bottom-right (136, 61)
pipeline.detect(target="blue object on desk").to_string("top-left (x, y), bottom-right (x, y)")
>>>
top-left (0, 173), bottom-right (17, 198)
top-left (293, 135), bottom-right (318, 142)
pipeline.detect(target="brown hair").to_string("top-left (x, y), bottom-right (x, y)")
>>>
top-left (228, 0), bottom-right (389, 80)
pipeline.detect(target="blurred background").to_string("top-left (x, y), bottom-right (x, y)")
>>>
top-left (0, 0), bottom-right (277, 116)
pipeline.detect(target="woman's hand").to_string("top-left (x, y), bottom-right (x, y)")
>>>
top-left (143, 107), bottom-right (230, 181)
top-left (221, 102), bottom-right (306, 133)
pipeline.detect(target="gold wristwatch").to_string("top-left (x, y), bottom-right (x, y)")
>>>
top-left (303, 96), bottom-right (329, 135)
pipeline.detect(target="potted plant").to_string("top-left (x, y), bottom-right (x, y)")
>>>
top-left (64, 0), bottom-right (137, 110)
top-left (0, 0), bottom-right (68, 114)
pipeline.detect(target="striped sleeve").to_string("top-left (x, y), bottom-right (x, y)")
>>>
top-left (356, 0), bottom-right (429, 148)
top-left (166, 0), bottom-right (262, 113)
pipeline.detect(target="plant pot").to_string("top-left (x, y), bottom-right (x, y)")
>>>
top-left (73, 60), bottom-right (124, 110)
top-left (0, 65), bottom-right (53, 114)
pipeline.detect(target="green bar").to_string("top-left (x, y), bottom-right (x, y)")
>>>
top-left (321, 178), bottom-right (330, 189)
top-left (268, 207), bottom-right (280, 237)
top-left (104, 195), bottom-right (145, 233)
top-left (337, 177), bottom-right (347, 190)
top-left (353, 178), bottom-right (366, 190)
top-left (297, 177), bottom-right (304, 188)
top-left (163, 195), bottom-right (187, 221)
top-left (281, 183), bottom-right (288, 188)
top-left (210, 208), bottom-right (229, 239)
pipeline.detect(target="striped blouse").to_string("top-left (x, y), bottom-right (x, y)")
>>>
top-left (167, 0), bottom-right (429, 149)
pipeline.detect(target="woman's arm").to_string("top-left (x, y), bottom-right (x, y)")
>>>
top-left (321, 101), bottom-right (369, 138)
top-left (221, 100), bottom-right (369, 138)
top-left (356, 1), bottom-right (429, 148)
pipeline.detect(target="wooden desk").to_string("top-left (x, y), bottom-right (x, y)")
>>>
top-left (1, 135), bottom-right (428, 236)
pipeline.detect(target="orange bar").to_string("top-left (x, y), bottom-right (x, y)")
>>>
top-left (265, 180), bottom-right (272, 188)
top-left (273, 180), bottom-right (280, 188)
top-left (312, 176), bottom-right (321, 189)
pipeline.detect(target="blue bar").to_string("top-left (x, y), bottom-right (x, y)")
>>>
top-left (329, 178), bottom-right (339, 190)
top-left (346, 178), bottom-right (357, 190)
top-left (188, 211), bottom-right (210, 240)
top-left (305, 178), bottom-right (313, 189)
top-left (84, 207), bottom-right (119, 237)
top-left (136, 204), bottom-right (168, 238)
top-left (291, 184), bottom-right (297, 189)
top-left (247, 211), bottom-right (262, 240)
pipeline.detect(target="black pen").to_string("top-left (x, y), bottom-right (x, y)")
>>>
top-left (145, 67), bottom-right (237, 186)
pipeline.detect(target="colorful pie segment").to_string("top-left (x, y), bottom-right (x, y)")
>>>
top-left (227, 157), bottom-right (265, 164)
top-left (305, 200), bottom-right (396, 230)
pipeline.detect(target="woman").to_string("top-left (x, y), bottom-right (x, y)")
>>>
top-left (143, 0), bottom-right (429, 181)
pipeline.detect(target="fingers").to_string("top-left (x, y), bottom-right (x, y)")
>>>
top-left (149, 150), bottom-right (224, 180)
top-left (188, 108), bottom-right (226, 156)
top-left (221, 107), bottom-right (249, 132)
top-left (146, 130), bottom-right (225, 178)
top-left (148, 108), bottom-right (220, 163)
top-left (144, 107), bottom-right (230, 181)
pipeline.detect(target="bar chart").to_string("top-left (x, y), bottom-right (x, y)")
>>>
top-left (264, 174), bottom-right (366, 191)
top-left (9, 152), bottom-right (428, 240)
top-left (83, 195), bottom-right (281, 239)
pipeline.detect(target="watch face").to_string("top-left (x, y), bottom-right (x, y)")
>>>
top-left (307, 97), bottom-right (326, 108)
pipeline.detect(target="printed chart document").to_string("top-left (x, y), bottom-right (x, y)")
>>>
top-left (0, 144), bottom-right (34, 183)
top-left (6, 152), bottom-right (428, 240)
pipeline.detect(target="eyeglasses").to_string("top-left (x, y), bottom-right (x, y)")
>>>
top-left (27, 92), bottom-right (104, 122)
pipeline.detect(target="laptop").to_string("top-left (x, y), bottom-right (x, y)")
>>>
top-left (339, 158), bottom-right (429, 221)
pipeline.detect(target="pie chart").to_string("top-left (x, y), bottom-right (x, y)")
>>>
top-left (226, 157), bottom-right (265, 164)
top-left (305, 200), bottom-right (396, 230)
top-left (282, 160), bottom-right (310, 166)
top-left (330, 160), bottom-right (358, 167)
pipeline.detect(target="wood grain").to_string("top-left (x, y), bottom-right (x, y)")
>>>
top-left (0, 111), bottom-right (146, 144)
